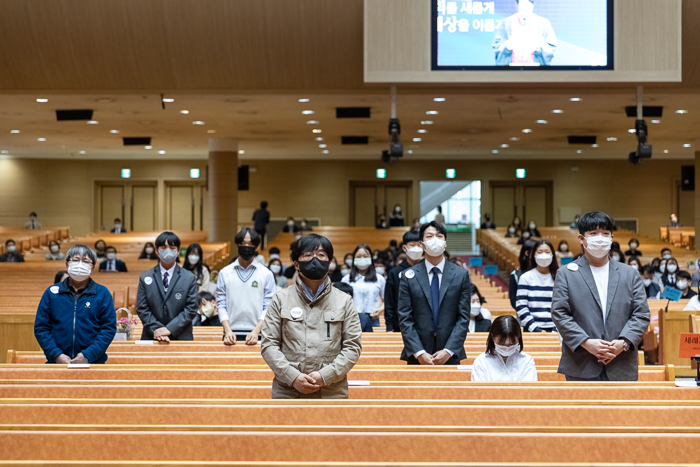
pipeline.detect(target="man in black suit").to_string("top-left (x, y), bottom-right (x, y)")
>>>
top-left (398, 221), bottom-right (471, 365)
top-left (110, 218), bottom-right (127, 234)
top-left (384, 229), bottom-right (423, 332)
top-left (98, 246), bottom-right (128, 272)
top-left (135, 232), bottom-right (198, 341)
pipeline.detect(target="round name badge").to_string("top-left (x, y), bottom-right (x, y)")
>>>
top-left (290, 307), bottom-right (303, 320)
top-left (50, 286), bottom-right (59, 294)
top-left (144, 276), bottom-right (153, 286)
top-left (567, 263), bottom-right (579, 271)
top-left (405, 270), bottom-right (415, 279)
top-left (175, 293), bottom-right (182, 300)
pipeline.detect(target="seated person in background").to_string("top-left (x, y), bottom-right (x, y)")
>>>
top-left (45, 240), bottom-right (65, 261)
top-left (389, 204), bottom-right (405, 227)
top-left (138, 242), bottom-right (158, 260)
top-left (627, 256), bottom-right (641, 272)
top-left (339, 261), bottom-right (350, 279)
top-left (136, 231), bottom-right (199, 341)
top-left (651, 257), bottom-right (663, 284)
top-left (470, 286), bottom-right (492, 333)
top-left (676, 271), bottom-right (696, 299)
top-left (99, 246), bottom-right (128, 272)
top-left (327, 257), bottom-right (342, 283)
top-left (0, 240), bottom-right (24, 262)
top-left (516, 239), bottom-right (558, 333)
top-left (110, 218), bottom-right (126, 234)
top-left (624, 238), bottom-right (643, 257)
top-left (516, 230), bottom-right (532, 245)
top-left (555, 240), bottom-right (573, 260)
top-left (471, 315), bottom-right (537, 382)
top-left (34, 245), bottom-right (116, 364)
top-left (299, 218), bottom-right (313, 231)
top-left (183, 243), bottom-right (213, 293)
top-left (668, 213), bottom-right (680, 228)
top-left (217, 228), bottom-right (275, 345)
top-left (333, 281), bottom-right (354, 298)
top-left (641, 265), bottom-right (661, 299)
top-left (25, 211), bottom-right (42, 230)
top-left (374, 259), bottom-right (387, 278)
top-left (511, 216), bottom-right (523, 233)
top-left (610, 249), bottom-right (624, 263)
top-left (261, 234), bottom-right (362, 399)
top-left (268, 247), bottom-right (281, 262)
top-left (193, 291), bottom-right (220, 326)
top-left (660, 257), bottom-right (679, 290)
top-left (480, 213), bottom-right (495, 230)
top-left (54, 270), bottom-right (69, 284)
top-left (283, 251), bottom-right (297, 280)
top-left (376, 214), bottom-right (389, 229)
top-left (411, 218), bottom-right (421, 231)
top-left (268, 258), bottom-right (289, 290)
top-left (282, 217), bottom-right (299, 233)
top-left (505, 224), bottom-right (519, 238)
top-left (660, 248), bottom-right (672, 261)
top-left (569, 214), bottom-right (580, 230)
top-left (94, 239), bottom-right (107, 261)
top-left (525, 220), bottom-right (541, 238)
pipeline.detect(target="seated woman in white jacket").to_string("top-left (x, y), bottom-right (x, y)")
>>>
top-left (471, 315), bottom-right (538, 382)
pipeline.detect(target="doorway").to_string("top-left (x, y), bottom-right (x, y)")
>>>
top-left (165, 181), bottom-right (208, 231)
top-left (349, 181), bottom-right (412, 227)
top-left (95, 181), bottom-right (158, 232)
top-left (490, 181), bottom-right (553, 227)
top-left (675, 180), bottom-right (694, 228)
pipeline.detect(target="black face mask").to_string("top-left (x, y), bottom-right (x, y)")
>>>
top-left (238, 245), bottom-right (257, 261)
top-left (298, 257), bottom-right (330, 281)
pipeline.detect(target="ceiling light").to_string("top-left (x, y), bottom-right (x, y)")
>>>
top-left (207, 129), bottom-right (216, 133)
top-left (522, 129), bottom-right (532, 133)
top-left (158, 150), bottom-right (166, 154)
top-left (239, 150), bottom-right (245, 155)
top-left (110, 129), bottom-right (120, 134)
top-left (37, 138), bottom-right (46, 141)
top-left (312, 129), bottom-right (322, 133)
top-left (492, 150), bottom-right (499, 154)
top-left (0, 150), bottom-right (7, 154)
top-left (79, 150), bottom-right (86, 154)
top-left (322, 150), bottom-right (329, 154)
top-left (510, 137), bottom-right (520, 141)
top-left (537, 120), bottom-right (547, 124)
top-left (592, 144), bottom-right (599, 148)
top-left (180, 110), bottom-right (189, 114)
top-left (651, 120), bottom-right (661, 124)
top-left (433, 98), bottom-right (446, 102)
top-left (418, 129), bottom-right (427, 133)
top-left (570, 97), bottom-right (581, 102)
top-left (298, 98), bottom-right (310, 103)
top-left (664, 150), bottom-right (669, 153)
top-left (628, 129), bottom-right (636, 133)
top-left (684, 144), bottom-right (692, 148)
top-left (426, 111), bottom-right (438, 115)
top-left (319, 144), bottom-right (327, 148)
top-left (10, 130), bottom-right (19, 134)
top-left (302, 110), bottom-right (314, 115)
top-left (413, 138), bottom-right (422, 142)
top-left (501, 144), bottom-right (509, 148)
top-left (192, 121), bottom-right (205, 125)
top-left (36, 98), bottom-right (48, 103)
top-left (87, 120), bottom-right (98, 124)
top-left (162, 98), bottom-right (174, 103)
top-left (316, 137), bottom-right (324, 141)
top-left (306, 120), bottom-right (319, 124)
top-left (607, 137), bottom-right (617, 141)
top-left (552, 109), bottom-right (564, 114)
top-left (408, 150), bottom-right (413, 154)
top-left (577, 150), bottom-right (582, 154)
top-left (144, 146), bottom-right (152, 149)
top-left (676, 110), bottom-right (689, 114)
top-left (421, 121), bottom-right (433, 125)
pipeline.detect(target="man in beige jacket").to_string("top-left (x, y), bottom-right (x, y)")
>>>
top-left (262, 234), bottom-right (362, 399)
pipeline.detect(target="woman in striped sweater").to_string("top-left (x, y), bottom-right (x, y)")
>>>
top-left (515, 239), bottom-right (559, 332)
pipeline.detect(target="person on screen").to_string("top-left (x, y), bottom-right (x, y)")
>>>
top-left (492, 0), bottom-right (557, 66)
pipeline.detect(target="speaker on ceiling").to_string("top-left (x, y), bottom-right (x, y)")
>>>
top-left (681, 165), bottom-right (695, 191)
top-left (238, 165), bottom-right (249, 191)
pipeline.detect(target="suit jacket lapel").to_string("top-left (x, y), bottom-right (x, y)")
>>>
top-left (152, 266), bottom-right (165, 299)
top-left (415, 261), bottom-right (433, 310)
top-left (164, 266), bottom-right (181, 301)
top-left (578, 259), bottom-right (603, 313)
top-left (439, 261), bottom-right (456, 307)
top-left (605, 262), bottom-right (620, 319)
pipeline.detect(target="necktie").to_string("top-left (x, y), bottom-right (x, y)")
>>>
top-left (430, 267), bottom-right (440, 327)
top-left (163, 271), bottom-right (169, 290)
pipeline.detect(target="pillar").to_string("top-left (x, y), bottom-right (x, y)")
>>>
top-left (208, 138), bottom-right (238, 244)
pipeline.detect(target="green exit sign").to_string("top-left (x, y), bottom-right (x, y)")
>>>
top-left (516, 168), bottom-right (526, 179)
top-left (446, 168), bottom-right (456, 179)
top-left (376, 168), bottom-right (386, 179)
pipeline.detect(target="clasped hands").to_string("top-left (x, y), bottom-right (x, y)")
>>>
top-left (153, 327), bottom-right (171, 342)
top-left (582, 338), bottom-right (626, 365)
top-left (417, 349), bottom-right (451, 366)
top-left (55, 353), bottom-right (88, 364)
top-left (293, 371), bottom-right (324, 394)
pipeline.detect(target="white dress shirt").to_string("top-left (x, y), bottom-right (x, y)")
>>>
top-left (415, 257), bottom-right (453, 359)
top-left (160, 263), bottom-right (176, 291)
top-left (471, 351), bottom-right (538, 382)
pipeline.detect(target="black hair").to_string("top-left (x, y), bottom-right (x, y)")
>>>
top-left (155, 231), bottom-right (181, 249)
top-left (105, 245), bottom-right (117, 253)
top-left (94, 239), bottom-right (106, 249)
top-left (260, 201), bottom-right (268, 209)
top-left (577, 211), bottom-right (615, 235)
top-left (641, 264), bottom-right (655, 275)
top-left (183, 243), bottom-right (207, 282)
top-left (529, 239), bottom-right (559, 278)
top-left (29, 212), bottom-right (37, 217)
top-left (54, 270), bottom-right (68, 284)
top-left (332, 282), bottom-right (354, 298)
top-left (48, 239), bottom-right (60, 248)
top-left (651, 257), bottom-right (661, 273)
top-left (402, 229), bottom-right (421, 245)
top-left (629, 238), bottom-right (639, 247)
top-left (419, 221), bottom-right (448, 241)
top-left (557, 240), bottom-right (568, 251)
top-left (677, 270), bottom-right (692, 281)
top-left (436, 206), bottom-right (442, 213)
top-left (234, 228), bottom-right (261, 248)
top-left (349, 243), bottom-right (378, 283)
top-left (486, 315), bottom-right (523, 356)
top-left (611, 242), bottom-right (621, 251)
top-left (470, 284), bottom-right (486, 304)
top-left (518, 238), bottom-right (537, 272)
top-left (5, 238), bottom-right (14, 246)
top-left (197, 291), bottom-right (215, 308)
top-left (139, 242), bottom-right (158, 260)
top-left (114, 218), bottom-right (121, 223)
top-left (291, 233), bottom-right (334, 263)
top-left (268, 257), bottom-right (283, 274)
top-left (627, 255), bottom-right (641, 266)
top-left (389, 240), bottom-right (398, 248)
top-left (660, 247), bottom-right (672, 255)
top-left (269, 247), bottom-right (281, 255)
top-left (663, 257), bottom-right (678, 277)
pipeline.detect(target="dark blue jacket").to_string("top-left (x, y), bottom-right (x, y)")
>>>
top-left (34, 278), bottom-right (116, 364)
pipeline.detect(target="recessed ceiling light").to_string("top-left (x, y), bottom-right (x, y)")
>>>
top-left (207, 129), bottom-right (216, 134)
top-left (87, 120), bottom-right (98, 124)
top-left (537, 120), bottom-right (547, 124)
top-left (79, 150), bottom-right (86, 154)
top-left (607, 137), bottom-right (617, 141)
top-left (36, 98), bottom-right (48, 103)
top-left (298, 98), bottom-right (310, 103)
top-left (302, 110), bottom-right (314, 115)
top-left (0, 150), bottom-right (7, 154)
top-left (180, 110), bottom-right (189, 114)
top-left (413, 138), bottom-right (422, 142)
top-left (664, 150), bottom-right (669, 153)
top-left (158, 150), bottom-right (166, 154)
top-left (192, 121), bottom-right (205, 125)
top-left (110, 129), bottom-right (120, 134)
top-left (162, 98), bottom-right (174, 103)
top-left (577, 150), bottom-right (582, 154)
top-left (408, 150), bottom-right (413, 154)
top-left (418, 129), bottom-right (427, 133)
top-left (10, 130), bottom-right (19, 134)
top-left (510, 137), bottom-right (520, 141)
top-left (37, 138), bottom-right (46, 141)
top-left (628, 129), bottom-right (636, 133)
top-left (306, 120), bottom-right (319, 124)
top-left (433, 98), bottom-right (446, 102)
top-left (492, 150), bottom-right (499, 154)
top-left (426, 111), bottom-right (438, 115)
top-left (316, 137), bottom-right (324, 141)
top-left (552, 109), bottom-right (564, 114)
top-left (651, 120), bottom-right (661, 124)
top-left (421, 121), bottom-right (433, 125)
top-left (592, 144), bottom-right (599, 148)
top-left (144, 146), bottom-right (152, 149)
top-left (501, 144), bottom-right (509, 148)
top-left (319, 144), bottom-right (327, 148)
top-left (676, 109), bottom-right (689, 114)
top-left (684, 144), bottom-right (692, 148)
top-left (96, 98), bottom-right (115, 103)
top-left (322, 150), bottom-right (329, 154)
top-left (239, 150), bottom-right (245, 155)
top-left (570, 97), bottom-right (581, 102)
top-left (312, 129), bottom-right (322, 133)
top-left (522, 129), bottom-right (532, 133)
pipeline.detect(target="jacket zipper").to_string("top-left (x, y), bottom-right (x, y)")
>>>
top-left (72, 295), bottom-right (78, 359)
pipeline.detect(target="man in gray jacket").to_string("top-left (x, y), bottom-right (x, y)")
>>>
top-left (136, 232), bottom-right (199, 341)
top-left (551, 211), bottom-right (650, 381)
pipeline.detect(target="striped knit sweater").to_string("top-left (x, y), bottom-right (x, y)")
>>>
top-left (515, 269), bottom-right (557, 333)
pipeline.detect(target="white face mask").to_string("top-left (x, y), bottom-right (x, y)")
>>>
top-left (611, 254), bottom-right (620, 262)
top-left (470, 302), bottom-right (481, 317)
top-left (677, 280), bottom-right (688, 290)
top-left (67, 262), bottom-right (92, 281)
top-left (255, 255), bottom-right (266, 264)
top-left (583, 234), bottom-right (612, 259)
top-left (630, 243), bottom-right (638, 249)
top-left (663, 254), bottom-right (672, 260)
top-left (341, 268), bottom-right (350, 277)
top-left (405, 246), bottom-right (423, 261)
top-left (354, 257), bottom-right (372, 270)
top-left (642, 278), bottom-right (652, 287)
top-left (667, 264), bottom-right (677, 274)
top-left (145, 247), bottom-right (154, 255)
top-left (287, 221), bottom-right (294, 227)
top-left (495, 343), bottom-right (520, 357)
top-left (188, 255), bottom-right (200, 265)
top-left (423, 237), bottom-right (446, 256)
top-left (660, 263), bottom-right (666, 273)
top-left (200, 303), bottom-right (216, 318)
top-left (522, 232), bottom-right (531, 239)
top-left (529, 223), bottom-right (536, 230)
top-left (535, 253), bottom-right (553, 268)
top-left (158, 247), bottom-right (178, 263)
top-left (560, 244), bottom-right (568, 252)
top-left (345, 259), bottom-right (353, 267)
top-left (270, 264), bottom-right (281, 274)
top-left (509, 227), bottom-right (515, 234)
top-left (50, 245), bottom-right (59, 253)
top-left (375, 267), bottom-right (386, 275)
top-left (106, 253), bottom-right (116, 261)
top-left (7, 245), bottom-right (16, 253)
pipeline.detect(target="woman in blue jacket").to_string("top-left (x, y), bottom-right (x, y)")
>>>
top-left (34, 245), bottom-right (116, 364)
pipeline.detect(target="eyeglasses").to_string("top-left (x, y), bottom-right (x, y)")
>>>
top-left (68, 258), bottom-right (94, 266)
top-left (300, 251), bottom-right (329, 261)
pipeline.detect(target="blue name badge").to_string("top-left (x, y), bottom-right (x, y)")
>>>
top-left (469, 257), bottom-right (482, 267)
top-left (483, 265), bottom-right (498, 275)
top-left (661, 287), bottom-right (683, 302)
top-left (560, 257), bottom-right (573, 265)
